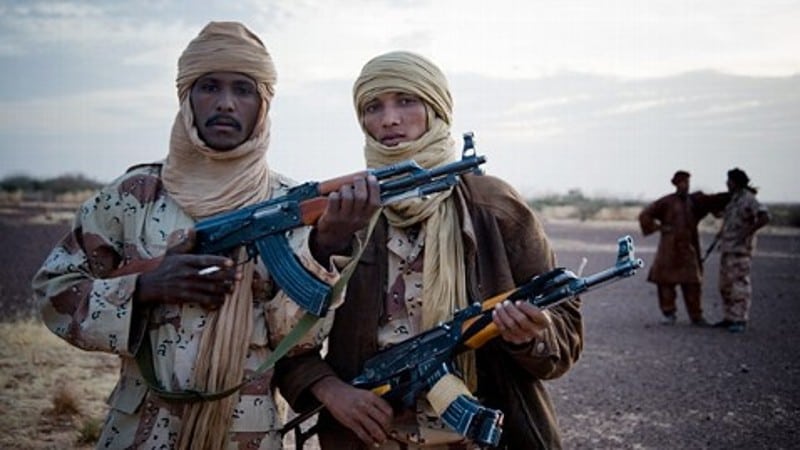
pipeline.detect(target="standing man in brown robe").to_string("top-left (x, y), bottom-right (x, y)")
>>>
top-left (639, 171), bottom-right (729, 326)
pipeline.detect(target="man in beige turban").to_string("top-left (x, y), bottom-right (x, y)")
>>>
top-left (32, 22), bottom-right (379, 449)
top-left (277, 51), bottom-right (584, 449)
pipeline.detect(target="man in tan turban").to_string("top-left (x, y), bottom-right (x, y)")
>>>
top-left (277, 51), bottom-right (583, 450)
top-left (32, 22), bottom-right (379, 449)
top-left (639, 171), bottom-right (729, 327)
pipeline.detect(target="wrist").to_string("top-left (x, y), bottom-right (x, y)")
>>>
top-left (133, 272), bottom-right (155, 306)
top-left (311, 229), bottom-right (353, 263)
top-left (310, 375), bottom-right (344, 405)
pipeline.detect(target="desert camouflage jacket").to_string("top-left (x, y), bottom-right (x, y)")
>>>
top-left (719, 189), bottom-right (769, 256)
top-left (32, 164), bottom-right (344, 449)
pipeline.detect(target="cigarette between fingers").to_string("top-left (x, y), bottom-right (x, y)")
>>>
top-left (198, 266), bottom-right (221, 276)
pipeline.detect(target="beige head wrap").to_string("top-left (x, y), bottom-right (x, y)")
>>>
top-left (354, 51), bottom-right (454, 172)
top-left (163, 21), bottom-right (276, 218)
top-left (354, 51), bottom-right (474, 389)
top-left (161, 22), bottom-right (277, 450)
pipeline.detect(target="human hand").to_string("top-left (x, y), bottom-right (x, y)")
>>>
top-left (310, 375), bottom-right (393, 447)
top-left (135, 229), bottom-right (240, 308)
top-left (311, 174), bottom-right (381, 262)
top-left (492, 300), bottom-right (552, 346)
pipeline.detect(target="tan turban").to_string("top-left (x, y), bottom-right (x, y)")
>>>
top-left (353, 51), bottom-right (456, 172)
top-left (163, 21), bottom-right (277, 219)
top-left (159, 22), bottom-right (277, 450)
top-left (354, 50), bottom-right (452, 127)
top-left (353, 51), bottom-right (475, 389)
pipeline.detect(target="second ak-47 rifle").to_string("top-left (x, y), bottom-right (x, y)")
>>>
top-left (284, 236), bottom-right (645, 447)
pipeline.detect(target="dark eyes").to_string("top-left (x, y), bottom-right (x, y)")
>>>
top-left (397, 96), bottom-right (418, 106)
top-left (196, 81), bottom-right (256, 97)
top-left (364, 103), bottom-right (380, 114)
top-left (363, 95), bottom-right (419, 114)
top-left (198, 82), bottom-right (219, 93)
top-left (233, 84), bottom-right (256, 96)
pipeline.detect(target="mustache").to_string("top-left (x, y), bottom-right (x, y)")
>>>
top-left (205, 115), bottom-right (242, 130)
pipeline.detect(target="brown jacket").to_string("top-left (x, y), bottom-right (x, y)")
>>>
top-left (276, 174), bottom-right (584, 449)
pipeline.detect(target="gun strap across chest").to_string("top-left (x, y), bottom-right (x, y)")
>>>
top-left (135, 311), bottom-right (320, 403)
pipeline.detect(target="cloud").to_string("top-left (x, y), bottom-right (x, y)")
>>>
top-left (444, 71), bottom-right (798, 202)
top-left (0, 81), bottom-right (174, 134)
top-left (0, 0), bottom-right (798, 203)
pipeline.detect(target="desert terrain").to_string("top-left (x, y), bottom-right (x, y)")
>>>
top-left (1, 202), bottom-right (798, 449)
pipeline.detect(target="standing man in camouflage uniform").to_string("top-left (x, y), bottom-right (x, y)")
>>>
top-left (32, 22), bottom-right (380, 449)
top-left (639, 171), bottom-right (729, 326)
top-left (713, 168), bottom-right (770, 333)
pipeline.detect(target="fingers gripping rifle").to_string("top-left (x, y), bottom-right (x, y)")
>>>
top-left (165, 132), bottom-right (485, 316)
top-left (459, 235), bottom-right (644, 349)
top-left (284, 236), bottom-right (645, 447)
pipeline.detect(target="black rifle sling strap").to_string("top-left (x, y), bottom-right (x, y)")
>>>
top-left (134, 210), bottom-right (382, 403)
top-left (701, 221), bottom-right (724, 263)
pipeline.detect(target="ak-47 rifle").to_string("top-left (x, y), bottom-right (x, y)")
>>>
top-left (117, 132), bottom-right (486, 317)
top-left (194, 132), bottom-right (484, 316)
top-left (284, 236), bottom-right (645, 447)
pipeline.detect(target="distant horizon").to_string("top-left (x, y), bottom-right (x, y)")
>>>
top-left (2, 167), bottom-right (796, 205)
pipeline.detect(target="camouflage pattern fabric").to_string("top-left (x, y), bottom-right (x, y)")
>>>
top-left (717, 189), bottom-right (767, 323)
top-left (32, 165), bottom-right (344, 449)
top-left (378, 225), bottom-right (471, 448)
top-left (719, 190), bottom-right (768, 256)
top-left (718, 253), bottom-right (752, 322)
top-left (374, 220), bottom-right (555, 449)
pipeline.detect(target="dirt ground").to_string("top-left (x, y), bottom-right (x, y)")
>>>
top-left (544, 220), bottom-right (800, 450)
top-left (1, 204), bottom-right (798, 449)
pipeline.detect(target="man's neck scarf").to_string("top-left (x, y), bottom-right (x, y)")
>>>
top-left (354, 51), bottom-right (475, 390)
top-left (160, 22), bottom-right (277, 450)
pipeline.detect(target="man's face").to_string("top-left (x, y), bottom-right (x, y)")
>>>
top-left (362, 92), bottom-right (428, 147)
top-left (675, 178), bottom-right (689, 194)
top-left (190, 72), bottom-right (261, 151)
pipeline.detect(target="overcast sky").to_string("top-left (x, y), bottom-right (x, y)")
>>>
top-left (1, 0), bottom-right (798, 202)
